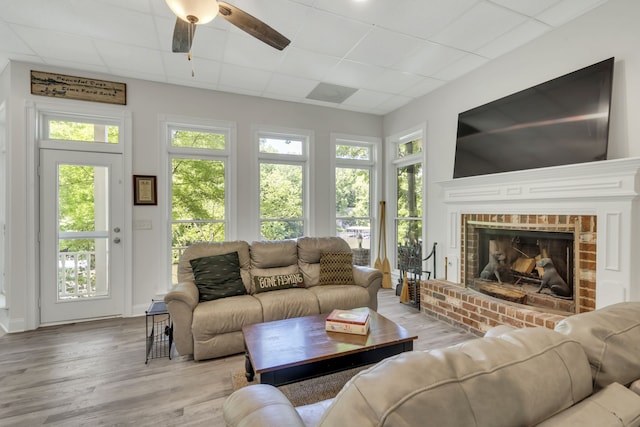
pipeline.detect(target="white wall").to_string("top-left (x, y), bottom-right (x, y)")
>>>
top-left (383, 0), bottom-right (640, 278)
top-left (3, 61), bottom-right (382, 331)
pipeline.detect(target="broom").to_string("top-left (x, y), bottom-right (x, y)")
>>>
top-left (381, 201), bottom-right (392, 289)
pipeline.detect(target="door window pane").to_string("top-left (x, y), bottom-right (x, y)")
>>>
top-left (48, 120), bottom-right (119, 143)
top-left (396, 162), bottom-right (423, 250)
top-left (56, 163), bottom-right (110, 301)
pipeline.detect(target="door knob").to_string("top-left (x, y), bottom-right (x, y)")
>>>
top-left (114, 227), bottom-right (121, 233)
top-left (114, 237), bottom-right (121, 244)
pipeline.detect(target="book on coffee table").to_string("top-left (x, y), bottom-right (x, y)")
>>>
top-left (325, 309), bottom-right (370, 335)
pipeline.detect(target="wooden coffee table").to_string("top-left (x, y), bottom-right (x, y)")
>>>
top-left (242, 307), bottom-right (417, 386)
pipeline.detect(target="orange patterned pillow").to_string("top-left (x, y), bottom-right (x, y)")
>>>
top-left (319, 252), bottom-right (354, 286)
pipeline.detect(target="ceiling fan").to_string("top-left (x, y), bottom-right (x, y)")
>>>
top-left (165, 0), bottom-right (291, 53)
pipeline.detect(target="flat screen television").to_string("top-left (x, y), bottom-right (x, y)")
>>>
top-left (453, 57), bottom-right (614, 179)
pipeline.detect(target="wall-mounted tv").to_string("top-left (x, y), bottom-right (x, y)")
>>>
top-left (453, 57), bottom-right (614, 179)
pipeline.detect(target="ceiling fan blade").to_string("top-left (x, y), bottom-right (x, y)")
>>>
top-left (217, 1), bottom-right (290, 51)
top-left (172, 17), bottom-right (196, 53)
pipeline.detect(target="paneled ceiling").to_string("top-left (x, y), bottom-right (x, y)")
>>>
top-left (0, 0), bottom-right (609, 115)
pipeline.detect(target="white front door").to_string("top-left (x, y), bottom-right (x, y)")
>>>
top-left (40, 149), bottom-right (125, 324)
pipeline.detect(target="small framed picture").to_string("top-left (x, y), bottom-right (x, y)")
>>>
top-left (133, 175), bottom-right (157, 206)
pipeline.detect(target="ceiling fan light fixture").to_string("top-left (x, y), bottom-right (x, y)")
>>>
top-left (165, 0), bottom-right (219, 25)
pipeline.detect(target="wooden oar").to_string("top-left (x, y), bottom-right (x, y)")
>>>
top-left (381, 201), bottom-right (392, 288)
top-left (374, 201), bottom-right (383, 271)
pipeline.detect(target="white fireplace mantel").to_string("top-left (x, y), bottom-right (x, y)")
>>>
top-left (438, 157), bottom-right (640, 308)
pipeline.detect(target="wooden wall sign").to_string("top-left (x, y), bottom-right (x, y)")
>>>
top-left (30, 70), bottom-right (127, 105)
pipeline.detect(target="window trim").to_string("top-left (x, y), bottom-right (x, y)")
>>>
top-left (330, 133), bottom-right (381, 259)
top-left (385, 124), bottom-right (426, 273)
top-left (161, 115), bottom-right (237, 288)
top-left (255, 126), bottom-right (313, 239)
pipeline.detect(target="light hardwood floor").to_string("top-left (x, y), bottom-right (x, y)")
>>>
top-left (0, 290), bottom-right (476, 426)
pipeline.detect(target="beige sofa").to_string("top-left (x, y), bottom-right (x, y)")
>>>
top-left (164, 236), bottom-right (381, 361)
top-left (223, 301), bottom-right (640, 427)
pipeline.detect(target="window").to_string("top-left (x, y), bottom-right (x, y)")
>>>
top-left (332, 134), bottom-right (380, 266)
top-left (257, 129), bottom-right (310, 240)
top-left (388, 127), bottom-right (424, 269)
top-left (167, 120), bottom-right (235, 285)
top-left (44, 115), bottom-right (120, 144)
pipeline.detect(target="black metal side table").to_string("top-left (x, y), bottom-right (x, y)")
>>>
top-left (145, 300), bottom-right (172, 364)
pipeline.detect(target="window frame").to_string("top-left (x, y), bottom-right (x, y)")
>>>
top-left (255, 126), bottom-right (312, 240)
top-left (386, 124), bottom-right (426, 275)
top-left (330, 133), bottom-right (381, 265)
top-left (162, 116), bottom-right (237, 287)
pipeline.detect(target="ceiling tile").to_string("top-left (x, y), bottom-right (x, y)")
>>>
top-left (222, 32), bottom-right (286, 72)
top-left (374, 94), bottom-right (415, 113)
top-left (276, 48), bottom-right (341, 81)
top-left (432, 53), bottom-right (489, 81)
top-left (489, 0), bottom-right (561, 16)
top-left (11, 26), bottom-right (104, 66)
top-left (536, 0), bottom-right (608, 26)
top-left (63, 0), bottom-right (161, 50)
top-left (363, 69), bottom-right (424, 94)
top-left (94, 40), bottom-right (164, 76)
top-left (163, 53), bottom-right (222, 85)
top-left (292, 9), bottom-right (372, 58)
top-left (0, 22), bottom-right (34, 55)
top-left (341, 89), bottom-right (394, 109)
top-left (391, 41), bottom-right (466, 77)
top-left (346, 27), bottom-right (424, 68)
top-left (0, 0), bottom-right (614, 115)
top-left (218, 63), bottom-right (272, 93)
top-left (431, 1), bottom-right (528, 51)
top-left (264, 73), bottom-right (318, 98)
top-left (401, 77), bottom-right (446, 98)
top-left (323, 59), bottom-right (385, 89)
top-left (475, 19), bottom-right (551, 58)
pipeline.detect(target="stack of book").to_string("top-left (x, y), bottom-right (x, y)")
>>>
top-left (325, 309), bottom-right (370, 335)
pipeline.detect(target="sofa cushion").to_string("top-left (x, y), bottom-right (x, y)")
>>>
top-left (309, 285), bottom-right (370, 313)
top-left (192, 294), bottom-right (263, 336)
top-left (253, 288), bottom-right (320, 322)
top-left (319, 252), bottom-right (354, 286)
top-left (554, 301), bottom-right (640, 390)
top-left (178, 241), bottom-right (252, 290)
top-left (298, 237), bottom-right (352, 286)
top-left (320, 327), bottom-right (593, 427)
top-left (536, 382), bottom-right (640, 426)
top-left (253, 273), bottom-right (305, 293)
top-left (250, 240), bottom-right (298, 268)
top-left (190, 252), bottom-right (247, 302)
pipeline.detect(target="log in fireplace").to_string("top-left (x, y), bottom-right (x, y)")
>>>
top-left (462, 214), bottom-right (596, 316)
top-left (471, 225), bottom-right (575, 314)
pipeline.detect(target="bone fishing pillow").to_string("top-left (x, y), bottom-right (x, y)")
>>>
top-left (189, 251), bottom-right (247, 302)
top-left (253, 273), bottom-right (305, 293)
top-left (319, 252), bottom-right (355, 286)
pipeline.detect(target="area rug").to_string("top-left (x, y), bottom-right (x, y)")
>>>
top-left (231, 365), bottom-right (371, 406)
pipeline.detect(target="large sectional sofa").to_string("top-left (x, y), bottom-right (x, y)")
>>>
top-left (223, 301), bottom-right (640, 427)
top-left (164, 236), bottom-right (382, 361)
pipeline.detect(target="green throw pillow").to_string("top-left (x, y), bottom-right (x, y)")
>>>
top-left (319, 252), bottom-right (355, 286)
top-left (253, 273), bottom-right (305, 293)
top-left (190, 252), bottom-right (247, 302)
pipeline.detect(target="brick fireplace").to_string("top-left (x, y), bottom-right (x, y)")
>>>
top-left (420, 158), bottom-right (640, 335)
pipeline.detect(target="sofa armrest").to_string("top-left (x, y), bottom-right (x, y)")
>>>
top-left (164, 281), bottom-right (199, 356)
top-left (353, 266), bottom-right (382, 310)
top-left (223, 384), bottom-right (306, 427)
top-left (536, 382), bottom-right (640, 426)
